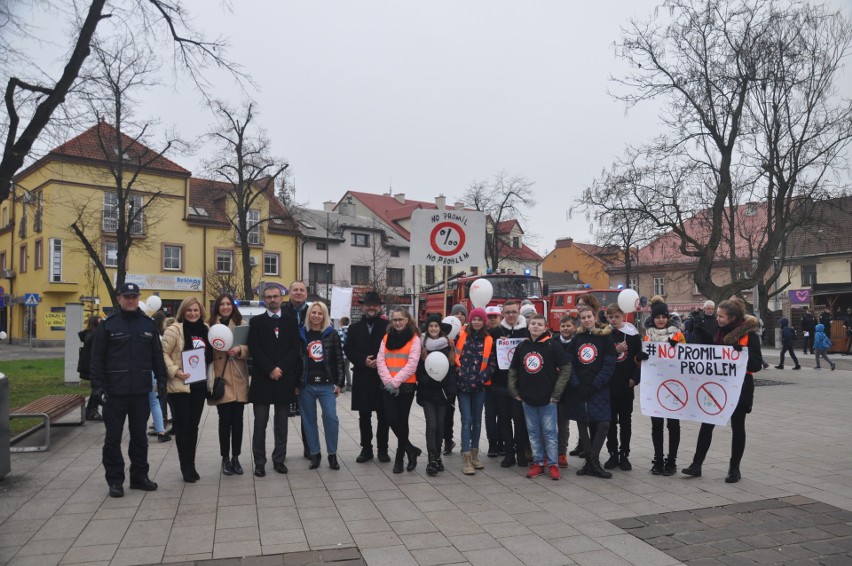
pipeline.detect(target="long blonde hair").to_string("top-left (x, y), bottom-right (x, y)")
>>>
top-left (307, 302), bottom-right (331, 330)
top-left (175, 297), bottom-right (207, 323)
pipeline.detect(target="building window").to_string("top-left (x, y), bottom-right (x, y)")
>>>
top-left (309, 262), bottom-right (333, 284)
top-left (215, 249), bottom-right (233, 273)
top-left (387, 268), bottom-right (404, 288)
top-left (34, 192), bottom-right (43, 233)
top-left (425, 265), bottom-right (436, 285)
top-left (653, 277), bottom-right (665, 296)
top-left (0, 251), bottom-right (5, 272)
top-left (1, 206), bottom-right (7, 227)
top-left (103, 193), bottom-right (144, 234)
top-left (247, 209), bottom-right (261, 245)
top-left (34, 239), bottom-right (43, 269)
top-left (49, 238), bottom-right (62, 282)
top-left (470, 266), bottom-right (479, 275)
top-left (263, 252), bottom-right (279, 276)
top-left (802, 264), bottom-right (817, 286)
top-left (163, 244), bottom-right (182, 271)
top-left (512, 236), bottom-right (520, 248)
top-left (19, 244), bottom-right (27, 273)
top-left (352, 233), bottom-right (369, 247)
top-left (104, 242), bottom-right (118, 268)
top-left (390, 248), bottom-right (400, 258)
top-left (351, 265), bottom-right (370, 285)
top-left (316, 241), bottom-right (327, 251)
top-left (629, 278), bottom-right (638, 291)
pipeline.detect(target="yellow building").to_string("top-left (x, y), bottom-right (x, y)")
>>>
top-left (0, 123), bottom-right (300, 345)
top-left (542, 238), bottom-right (623, 290)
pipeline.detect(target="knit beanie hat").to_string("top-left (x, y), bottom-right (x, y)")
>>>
top-left (450, 304), bottom-right (468, 317)
top-left (468, 308), bottom-right (487, 323)
top-left (650, 301), bottom-right (669, 320)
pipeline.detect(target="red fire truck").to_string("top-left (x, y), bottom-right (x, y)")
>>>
top-left (418, 272), bottom-right (547, 321)
top-left (546, 289), bottom-right (636, 331)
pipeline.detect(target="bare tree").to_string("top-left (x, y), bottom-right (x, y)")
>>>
top-left (67, 37), bottom-right (180, 308)
top-left (592, 0), bottom-right (852, 307)
top-left (356, 227), bottom-right (395, 303)
top-left (0, 0), bottom-right (245, 202)
top-left (203, 101), bottom-right (290, 300)
top-left (205, 265), bottom-right (260, 302)
top-left (462, 170), bottom-right (536, 271)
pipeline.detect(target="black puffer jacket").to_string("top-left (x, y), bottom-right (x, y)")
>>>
top-left (299, 325), bottom-right (345, 388)
top-left (563, 325), bottom-right (616, 422)
top-left (89, 309), bottom-right (167, 395)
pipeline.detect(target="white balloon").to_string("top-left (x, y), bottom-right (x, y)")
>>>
top-left (0, 331), bottom-right (7, 340)
top-left (442, 316), bottom-right (462, 340)
top-left (424, 351), bottom-right (450, 381)
top-left (208, 323), bottom-right (234, 352)
top-left (146, 295), bottom-right (162, 312)
top-left (469, 278), bottom-right (494, 308)
top-left (617, 289), bottom-right (640, 313)
top-left (138, 300), bottom-right (151, 315)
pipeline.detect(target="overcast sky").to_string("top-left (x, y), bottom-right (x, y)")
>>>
top-left (15, 0), bottom-right (852, 258)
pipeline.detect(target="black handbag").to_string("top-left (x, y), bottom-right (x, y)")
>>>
top-left (206, 358), bottom-right (229, 401)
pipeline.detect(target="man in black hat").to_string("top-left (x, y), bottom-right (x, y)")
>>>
top-left (90, 282), bottom-right (168, 498)
top-left (344, 291), bottom-right (391, 463)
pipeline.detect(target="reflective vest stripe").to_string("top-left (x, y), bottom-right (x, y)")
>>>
top-left (382, 335), bottom-right (417, 384)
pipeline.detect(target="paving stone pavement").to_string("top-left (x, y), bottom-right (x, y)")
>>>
top-left (1, 350), bottom-right (851, 566)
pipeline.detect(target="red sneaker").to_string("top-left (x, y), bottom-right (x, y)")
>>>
top-left (558, 454), bottom-right (569, 469)
top-left (549, 465), bottom-right (560, 480)
top-left (526, 463), bottom-right (544, 478)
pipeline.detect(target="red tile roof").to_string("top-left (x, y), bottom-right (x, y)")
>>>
top-left (500, 242), bottom-right (544, 262)
top-left (46, 121), bottom-right (190, 176)
top-left (496, 219), bottom-right (523, 235)
top-left (341, 191), bottom-right (468, 240)
top-left (188, 177), bottom-right (299, 233)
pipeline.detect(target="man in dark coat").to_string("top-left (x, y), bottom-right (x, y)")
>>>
top-left (801, 308), bottom-right (816, 355)
top-left (90, 282), bottom-right (167, 498)
top-left (248, 284), bottom-right (301, 476)
top-left (344, 291), bottom-right (390, 463)
top-left (281, 280), bottom-right (310, 454)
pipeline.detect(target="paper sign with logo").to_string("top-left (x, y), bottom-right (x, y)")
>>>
top-left (181, 348), bottom-right (207, 384)
top-left (639, 342), bottom-right (749, 426)
top-left (496, 337), bottom-right (526, 370)
top-left (409, 209), bottom-right (486, 266)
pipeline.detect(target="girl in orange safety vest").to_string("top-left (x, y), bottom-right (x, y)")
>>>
top-left (377, 307), bottom-right (422, 474)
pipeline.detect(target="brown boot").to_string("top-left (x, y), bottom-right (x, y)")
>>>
top-left (471, 447), bottom-right (484, 469)
top-left (462, 452), bottom-right (475, 475)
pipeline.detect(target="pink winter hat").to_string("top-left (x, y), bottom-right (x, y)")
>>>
top-left (468, 308), bottom-right (487, 322)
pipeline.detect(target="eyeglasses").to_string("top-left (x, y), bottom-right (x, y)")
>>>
top-left (391, 318), bottom-right (407, 323)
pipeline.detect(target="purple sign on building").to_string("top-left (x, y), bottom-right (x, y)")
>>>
top-left (789, 289), bottom-right (810, 304)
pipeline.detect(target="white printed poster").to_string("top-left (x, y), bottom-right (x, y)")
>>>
top-left (496, 337), bottom-right (526, 370)
top-left (330, 286), bottom-right (353, 321)
top-left (639, 342), bottom-right (749, 426)
top-left (409, 209), bottom-right (486, 266)
top-left (181, 348), bottom-right (207, 384)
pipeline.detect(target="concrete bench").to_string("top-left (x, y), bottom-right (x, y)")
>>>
top-left (10, 394), bottom-right (86, 452)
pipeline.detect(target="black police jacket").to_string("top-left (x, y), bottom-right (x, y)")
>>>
top-left (89, 308), bottom-right (168, 395)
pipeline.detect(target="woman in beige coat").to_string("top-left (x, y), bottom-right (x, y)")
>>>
top-left (207, 294), bottom-right (250, 475)
top-left (162, 297), bottom-right (213, 483)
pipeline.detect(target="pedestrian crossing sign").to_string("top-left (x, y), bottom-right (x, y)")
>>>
top-left (24, 293), bottom-right (40, 306)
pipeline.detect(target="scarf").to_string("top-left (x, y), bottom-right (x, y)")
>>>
top-left (182, 319), bottom-right (214, 366)
top-left (424, 336), bottom-right (449, 352)
top-left (385, 326), bottom-right (414, 350)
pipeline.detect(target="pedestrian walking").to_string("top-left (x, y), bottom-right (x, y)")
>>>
top-left (774, 317), bottom-right (801, 370)
top-left (813, 323), bottom-right (836, 371)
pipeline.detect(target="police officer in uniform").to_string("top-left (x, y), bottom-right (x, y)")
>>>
top-left (90, 283), bottom-right (168, 498)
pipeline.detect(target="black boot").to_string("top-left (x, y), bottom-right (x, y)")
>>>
top-left (377, 447), bottom-right (391, 463)
top-left (328, 454), bottom-right (340, 470)
top-left (356, 446), bottom-right (374, 463)
top-left (618, 451), bottom-right (632, 471)
top-left (588, 458), bottom-right (613, 479)
top-left (575, 459), bottom-right (591, 476)
top-left (231, 456), bottom-right (243, 475)
top-left (725, 460), bottom-right (741, 483)
top-left (222, 457), bottom-right (233, 476)
top-left (426, 452), bottom-right (438, 476)
top-left (603, 452), bottom-right (619, 470)
top-left (406, 444), bottom-right (422, 472)
top-left (393, 450), bottom-right (405, 474)
top-left (309, 453), bottom-right (322, 470)
top-left (516, 450), bottom-right (528, 467)
top-left (650, 457), bottom-right (665, 475)
top-left (663, 456), bottom-right (677, 476)
top-left (500, 451), bottom-right (516, 468)
top-left (568, 440), bottom-right (583, 456)
top-left (435, 455), bottom-right (445, 472)
top-left (681, 462), bottom-right (702, 477)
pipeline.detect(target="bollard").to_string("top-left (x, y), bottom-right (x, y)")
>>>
top-left (0, 374), bottom-right (10, 480)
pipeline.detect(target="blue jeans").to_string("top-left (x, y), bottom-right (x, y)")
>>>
top-left (298, 383), bottom-right (339, 455)
top-left (523, 402), bottom-right (558, 466)
top-left (149, 375), bottom-right (165, 434)
top-left (457, 390), bottom-right (486, 453)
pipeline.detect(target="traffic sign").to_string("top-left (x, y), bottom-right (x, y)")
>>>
top-left (0, 295), bottom-right (5, 309)
top-left (409, 209), bottom-right (486, 266)
top-left (24, 293), bottom-right (40, 306)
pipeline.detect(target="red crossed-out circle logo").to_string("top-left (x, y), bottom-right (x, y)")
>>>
top-left (308, 340), bottom-right (324, 362)
top-left (578, 344), bottom-right (598, 364)
top-left (523, 352), bottom-right (544, 374)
